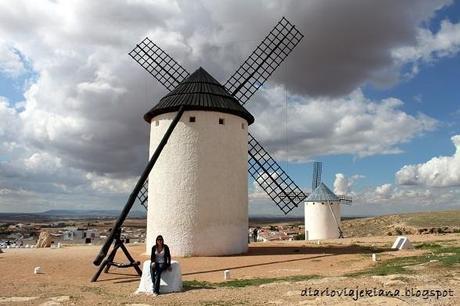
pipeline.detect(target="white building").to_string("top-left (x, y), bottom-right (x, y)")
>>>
top-left (144, 67), bottom-right (254, 256)
top-left (304, 183), bottom-right (342, 240)
top-left (84, 229), bottom-right (99, 240)
top-left (62, 227), bottom-right (84, 241)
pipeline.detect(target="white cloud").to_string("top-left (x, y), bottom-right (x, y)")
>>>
top-left (338, 182), bottom-right (460, 216)
top-left (0, 43), bottom-right (26, 77)
top-left (396, 135), bottom-right (460, 187)
top-left (360, 183), bottom-right (436, 205)
top-left (393, 19), bottom-right (460, 78)
top-left (0, 97), bottom-right (22, 155)
top-left (248, 88), bottom-right (437, 161)
top-left (374, 184), bottom-right (393, 199)
top-left (0, 0), bottom-right (456, 212)
top-left (334, 173), bottom-right (350, 195)
top-left (333, 173), bottom-right (364, 196)
top-left (85, 172), bottom-right (137, 193)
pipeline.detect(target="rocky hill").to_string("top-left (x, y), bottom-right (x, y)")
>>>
top-left (342, 210), bottom-right (460, 237)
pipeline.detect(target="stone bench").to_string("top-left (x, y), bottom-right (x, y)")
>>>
top-left (136, 260), bottom-right (182, 294)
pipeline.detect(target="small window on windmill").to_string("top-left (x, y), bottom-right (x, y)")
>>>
top-left (219, 118), bottom-right (225, 125)
top-left (241, 123), bottom-right (245, 129)
top-left (189, 116), bottom-right (196, 123)
top-left (154, 120), bottom-right (159, 126)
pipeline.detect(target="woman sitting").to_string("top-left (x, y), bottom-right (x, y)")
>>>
top-left (150, 235), bottom-right (171, 295)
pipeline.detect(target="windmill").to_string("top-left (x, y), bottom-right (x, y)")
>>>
top-left (305, 161), bottom-right (352, 240)
top-left (92, 17), bottom-right (308, 281)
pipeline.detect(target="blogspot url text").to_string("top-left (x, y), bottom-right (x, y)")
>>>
top-left (301, 287), bottom-right (455, 301)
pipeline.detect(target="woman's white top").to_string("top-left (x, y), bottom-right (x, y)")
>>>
top-left (155, 247), bottom-right (165, 264)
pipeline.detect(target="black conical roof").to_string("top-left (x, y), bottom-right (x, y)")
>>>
top-left (144, 67), bottom-right (255, 124)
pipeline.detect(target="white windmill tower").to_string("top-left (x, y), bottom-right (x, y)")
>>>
top-left (304, 162), bottom-right (352, 240)
top-left (144, 68), bottom-right (254, 256)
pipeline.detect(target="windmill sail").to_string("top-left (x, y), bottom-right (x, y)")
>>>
top-left (312, 161), bottom-right (322, 190)
top-left (130, 17), bottom-right (305, 215)
top-left (248, 133), bottom-right (307, 214)
top-left (129, 37), bottom-right (190, 91)
top-left (228, 17), bottom-right (305, 214)
top-left (224, 17), bottom-right (303, 105)
top-left (136, 179), bottom-right (149, 210)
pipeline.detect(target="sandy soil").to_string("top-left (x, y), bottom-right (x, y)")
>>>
top-left (0, 234), bottom-right (458, 305)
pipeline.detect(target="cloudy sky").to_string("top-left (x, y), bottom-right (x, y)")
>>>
top-left (0, 0), bottom-right (459, 216)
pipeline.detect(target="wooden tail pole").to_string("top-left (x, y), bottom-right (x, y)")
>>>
top-left (327, 202), bottom-right (344, 239)
top-left (91, 106), bottom-right (185, 282)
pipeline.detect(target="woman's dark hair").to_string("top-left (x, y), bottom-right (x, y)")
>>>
top-left (155, 235), bottom-right (164, 247)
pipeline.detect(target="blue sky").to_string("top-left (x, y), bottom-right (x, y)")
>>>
top-left (0, 0), bottom-right (460, 216)
top-left (284, 2), bottom-right (460, 194)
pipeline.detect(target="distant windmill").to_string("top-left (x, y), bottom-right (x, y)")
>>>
top-left (305, 162), bottom-right (352, 240)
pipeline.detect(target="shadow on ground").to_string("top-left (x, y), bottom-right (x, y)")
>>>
top-left (182, 244), bottom-right (390, 277)
top-left (93, 244), bottom-right (391, 285)
top-left (244, 244), bottom-right (389, 256)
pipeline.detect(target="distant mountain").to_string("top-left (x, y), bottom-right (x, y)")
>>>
top-left (39, 209), bottom-right (146, 218)
top-left (0, 209), bottom-right (146, 221)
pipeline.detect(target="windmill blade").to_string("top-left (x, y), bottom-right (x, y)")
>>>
top-left (129, 37), bottom-right (190, 91)
top-left (224, 17), bottom-right (304, 105)
top-left (136, 179), bottom-right (149, 210)
top-left (312, 161), bottom-right (322, 190)
top-left (338, 194), bottom-right (353, 205)
top-left (248, 133), bottom-right (307, 214)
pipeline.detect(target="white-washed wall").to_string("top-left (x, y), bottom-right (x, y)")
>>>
top-left (304, 201), bottom-right (341, 240)
top-left (146, 110), bottom-right (249, 256)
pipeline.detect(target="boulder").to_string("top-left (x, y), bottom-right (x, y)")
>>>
top-left (35, 231), bottom-right (52, 248)
top-left (136, 260), bottom-right (182, 294)
top-left (391, 236), bottom-right (413, 250)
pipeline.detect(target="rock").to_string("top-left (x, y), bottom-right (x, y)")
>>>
top-left (259, 281), bottom-right (290, 288)
top-left (50, 296), bottom-right (70, 302)
top-left (136, 260), bottom-right (182, 294)
top-left (39, 301), bottom-right (61, 306)
top-left (285, 290), bottom-right (299, 296)
top-left (391, 236), bottom-right (413, 250)
top-left (305, 277), bottom-right (348, 285)
top-left (298, 298), bottom-right (319, 305)
top-left (355, 296), bottom-right (409, 305)
top-left (35, 231), bottom-right (52, 248)
top-left (0, 297), bottom-right (39, 303)
top-left (383, 280), bottom-right (406, 286)
top-left (372, 274), bottom-right (419, 284)
top-left (417, 228), bottom-right (427, 234)
top-left (403, 264), bottom-right (426, 271)
top-left (267, 299), bottom-right (284, 305)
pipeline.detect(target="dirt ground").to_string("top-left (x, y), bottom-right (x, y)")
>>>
top-left (0, 234), bottom-right (458, 305)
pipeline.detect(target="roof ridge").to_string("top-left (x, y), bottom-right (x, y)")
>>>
top-left (143, 67), bottom-right (255, 124)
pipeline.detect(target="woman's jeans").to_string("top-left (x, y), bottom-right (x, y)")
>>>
top-left (150, 262), bottom-right (167, 294)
